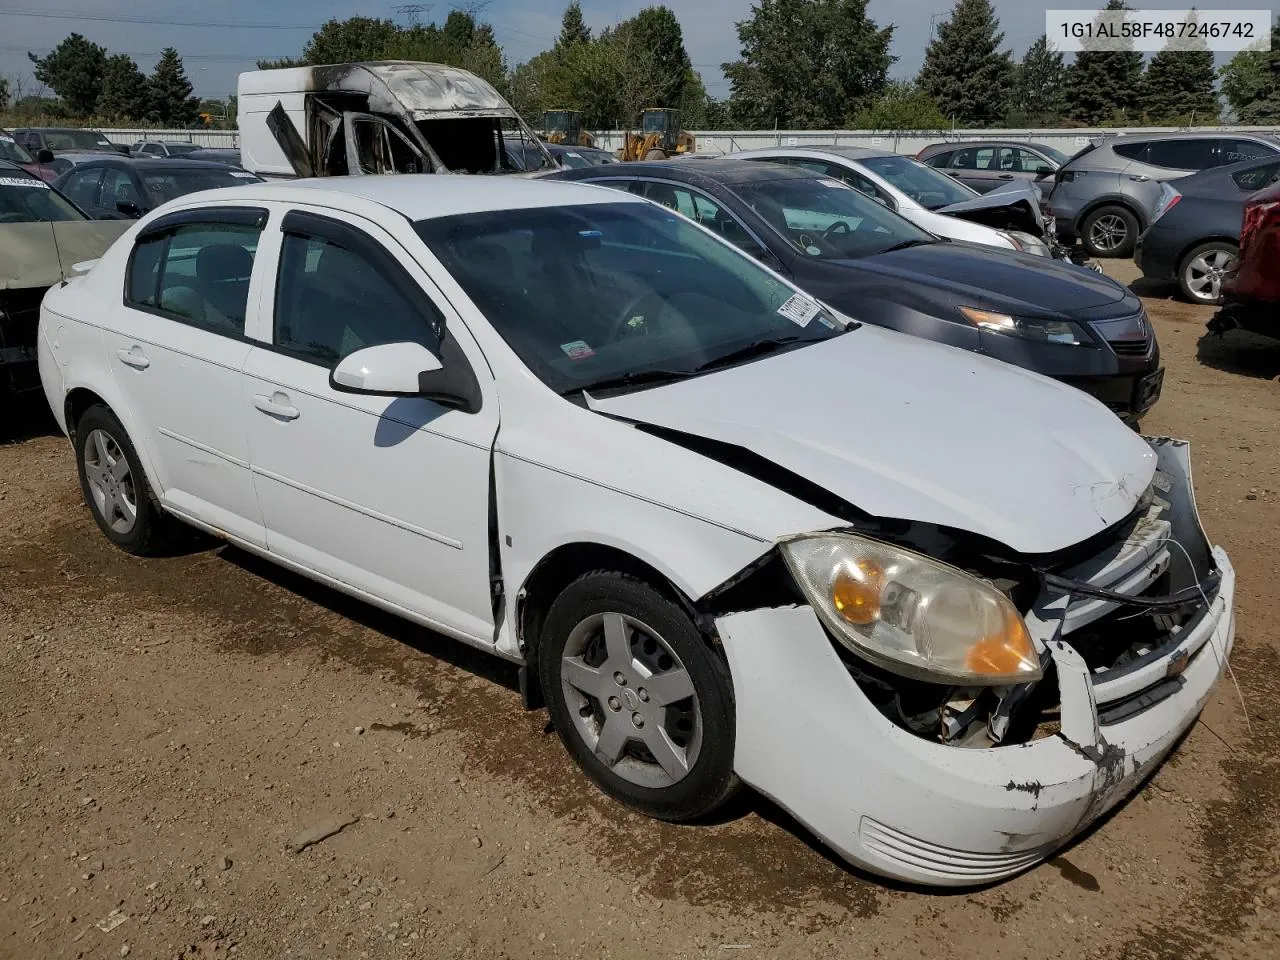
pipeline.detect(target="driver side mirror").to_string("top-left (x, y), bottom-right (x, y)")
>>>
top-left (116, 201), bottom-right (143, 218)
top-left (330, 341), bottom-right (482, 413)
top-left (36, 149), bottom-right (55, 164)
top-left (1034, 164), bottom-right (1054, 176)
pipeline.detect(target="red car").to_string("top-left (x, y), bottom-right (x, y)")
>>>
top-left (1210, 180), bottom-right (1280, 338)
top-left (0, 128), bottom-right (58, 183)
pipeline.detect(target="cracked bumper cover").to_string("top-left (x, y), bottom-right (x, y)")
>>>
top-left (716, 556), bottom-right (1233, 886)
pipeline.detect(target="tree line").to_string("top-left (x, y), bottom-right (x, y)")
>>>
top-left (5, 0), bottom-right (1279, 131)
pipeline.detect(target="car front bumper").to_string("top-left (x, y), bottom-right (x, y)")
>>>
top-left (716, 442), bottom-right (1233, 887)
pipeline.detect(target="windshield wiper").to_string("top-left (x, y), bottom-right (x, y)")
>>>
top-left (693, 335), bottom-right (808, 373)
top-left (572, 368), bottom-right (695, 396)
top-left (879, 238), bottom-right (936, 253)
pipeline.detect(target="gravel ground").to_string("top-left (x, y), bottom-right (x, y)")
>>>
top-left (2, 262), bottom-right (1278, 960)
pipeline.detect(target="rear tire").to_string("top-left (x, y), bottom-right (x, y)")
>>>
top-left (643, 148), bottom-right (666, 161)
top-left (74, 404), bottom-right (171, 555)
top-left (1080, 205), bottom-right (1139, 258)
top-left (1177, 241), bottom-right (1237, 305)
top-left (538, 570), bottom-right (739, 822)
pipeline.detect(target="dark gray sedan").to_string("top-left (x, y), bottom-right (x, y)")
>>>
top-left (917, 140), bottom-right (1069, 194)
top-left (1134, 154), bottom-right (1280, 304)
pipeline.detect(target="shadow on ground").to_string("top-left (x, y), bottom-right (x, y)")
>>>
top-left (1197, 330), bottom-right (1280, 380)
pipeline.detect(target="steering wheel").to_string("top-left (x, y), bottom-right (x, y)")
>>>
top-left (610, 291), bottom-right (667, 341)
top-left (823, 220), bottom-right (852, 239)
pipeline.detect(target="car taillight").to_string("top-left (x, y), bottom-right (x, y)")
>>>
top-left (1152, 184), bottom-right (1182, 224)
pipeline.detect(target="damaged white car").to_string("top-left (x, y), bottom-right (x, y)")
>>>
top-left (37, 177), bottom-right (1234, 886)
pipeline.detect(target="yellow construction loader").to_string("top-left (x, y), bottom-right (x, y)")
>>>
top-left (542, 110), bottom-right (594, 147)
top-left (617, 108), bottom-right (695, 161)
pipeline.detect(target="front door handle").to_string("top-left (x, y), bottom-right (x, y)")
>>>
top-left (115, 345), bottom-right (150, 370)
top-left (997, 173), bottom-right (1015, 180)
top-left (252, 392), bottom-right (300, 421)
top-left (1128, 174), bottom-right (1151, 182)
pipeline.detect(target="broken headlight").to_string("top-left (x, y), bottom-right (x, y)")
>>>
top-left (780, 532), bottom-right (1042, 685)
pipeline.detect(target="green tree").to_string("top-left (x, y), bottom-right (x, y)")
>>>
top-left (303, 17), bottom-right (399, 65)
top-left (724, 0), bottom-right (894, 129)
top-left (557, 2), bottom-right (592, 48)
top-left (148, 48), bottom-right (199, 126)
top-left (1064, 0), bottom-right (1145, 124)
top-left (1141, 11), bottom-right (1219, 124)
top-left (1219, 21), bottom-right (1280, 123)
top-left (1008, 35), bottom-right (1066, 125)
top-left (12, 95), bottom-right (67, 119)
top-left (28, 33), bottom-right (107, 116)
top-left (850, 80), bottom-right (948, 129)
top-left (97, 54), bottom-right (149, 122)
top-left (917, 0), bottom-right (1013, 126)
top-left (255, 57), bottom-right (304, 70)
top-left (622, 6), bottom-right (692, 112)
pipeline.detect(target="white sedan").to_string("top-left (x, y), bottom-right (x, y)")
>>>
top-left (37, 176), bottom-right (1234, 886)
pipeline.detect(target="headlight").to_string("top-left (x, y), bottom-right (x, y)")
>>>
top-left (781, 532), bottom-right (1041, 685)
top-left (1002, 230), bottom-right (1051, 257)
top-left (959, 306), bottom-right (1091, 346)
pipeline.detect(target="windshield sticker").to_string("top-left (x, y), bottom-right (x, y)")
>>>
top-left (229, 171), bottom-right (257, 179)
top-left (560, 340), bottom-right (596, 360)
top-left (816, 311), bottom-right (839, 330)
top-left (0, 177), bottom-right (49, 189)
top-left (0, 134), bottom-right (14, 142)
top-left (819, 178), bottom-right (850, 190)
top-left (567, 152), bottom-right (582, 159)
top-left (776, 293), bottom-right (820, 327)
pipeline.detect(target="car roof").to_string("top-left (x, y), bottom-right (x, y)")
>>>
top-left (733, 144), bottom-right (897, 162)
top-left (921, 140), bottom-right (1059, 152)
top-left (178, 174), bottom-right (647, 220)
top-left (1104, 131), bottom-right (1280, 145)
top-left (561, 157), bottom-right (811, 187)
top-left (66, 157), bottom-right (243, 171)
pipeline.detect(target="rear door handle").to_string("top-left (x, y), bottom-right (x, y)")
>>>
top-left (1128, 174), bottom-right (1151, 182)
top-left (252, 392), bottom-right (300, 421)
top-left (115, 345), bottom-right (150, 370)
top-left (997, 173), bottom-right (1015, 179)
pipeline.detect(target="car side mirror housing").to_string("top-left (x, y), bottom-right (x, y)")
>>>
top-left (36, 149), bottom-right (55, 164)
top-left (329, 341), bottom-right (482, 413)
top-left (1034, 164), bottom-right (1054, 176)
top-left (116, 201), bottom-right (143, 218)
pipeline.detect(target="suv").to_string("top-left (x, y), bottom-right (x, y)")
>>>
top-left (1046, 133), bottom-right (1280, 258)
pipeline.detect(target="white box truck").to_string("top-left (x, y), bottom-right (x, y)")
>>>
top-left (237, 61), bottom-right (553, 178)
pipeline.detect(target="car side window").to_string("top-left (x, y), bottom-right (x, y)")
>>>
top-left (1000, 147), bottom-right (1046, 172)
top-left (635, 181), bottom-right (765, 257)
top-left (922, 150), bottom-right (953, 168)
top-left (273, 225), bottom-right (442, 367)
top-left (1144, 139), bottom-right (1215, 171)
top-left (62, 169), bottom-right (103, 207)
top-left (1111, 141), bottom-right (1150, 162)
top-left (99, 169), bottom-right (143, 210)
top-left (1219, 139), bottom-right (1278, 165)
top-left (950, 147), bottom-right (996, 170)
top-left (1232, 160), bottom-right (1280, 192)
top-left (126, 219), bottom-right (262, 337)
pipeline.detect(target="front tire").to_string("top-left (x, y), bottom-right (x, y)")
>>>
top-left (538, 571), bottom-right (739, 821)
top-left (74, 404), bottom-right (170, 554)
top-left (1080, 205), bottom-right (1139, 258)
top-left (643, 148), bottom-right (667, 161)
top-left (1178, 241), bottom-right (1237, 305)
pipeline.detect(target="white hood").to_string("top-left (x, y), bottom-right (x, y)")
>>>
top-left (589, 326), bottom-right (1157, 555)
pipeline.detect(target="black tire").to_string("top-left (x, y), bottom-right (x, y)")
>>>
top-left (643, 148), bottom-right (667, 161)
top-left (1080, 204), bottom-right (1140, 258)
top-left (538, 570), bottom-right (739, 821)
top-left (74, 404), bottom-right (170, 555)
top-left (1177, 241), bottom-right (1237, 305)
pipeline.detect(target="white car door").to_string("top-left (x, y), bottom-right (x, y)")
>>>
top-left (241, 207), bottom-right (499, 643)
top-left (100, 206), bottom-right (269, 545)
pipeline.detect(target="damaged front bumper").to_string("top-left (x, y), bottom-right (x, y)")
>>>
top-left (715, 440), bottom-right (1235, 886)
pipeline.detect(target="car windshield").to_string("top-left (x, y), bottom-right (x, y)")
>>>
top-left (140, 169), bottom-right (261, 204)
top-left (858, 154), bottom-right (976, 208)
top-left (163, 143), bottom-right (201, 155)
top-left (732, 176), bottom-right (935, 259)
top-left (0, 135), bottom-right (34, 164)
top-left (43, 130), bottom-right (114, 151)
top-left (416, 201), bottom-right (847, 395)
top-left (0, 178), bottom-right (86, 223)
top-left (1037, 145), bottom-right (1069, 166)
top-left (558, 150), bottom-right (612, 169)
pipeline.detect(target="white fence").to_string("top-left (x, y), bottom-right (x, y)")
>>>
top-left (94, 124), bottom-right (1280, 157)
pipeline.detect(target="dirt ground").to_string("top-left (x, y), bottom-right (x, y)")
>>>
top-left (2, 261), bottom-right (1279, 960)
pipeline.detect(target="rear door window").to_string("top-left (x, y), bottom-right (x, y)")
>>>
top-left (61, 169), bottom-right (103, 207)
top-left (1111, 141), bottom-right (1150, 162)
top-left (1144, 139), bottom-right (1216, 171)
top-left (1232, 161), bottom-right (1280, 192)
top-left (921, 150), bottom-right (953, 168)
top-left (1219, 139), bottom-right (1279, 165)
top-left (950, 147), bottom-right (997, 170)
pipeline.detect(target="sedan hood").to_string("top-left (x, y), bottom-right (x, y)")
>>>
top-left (936, 180), bottom-right (1046, 234)
top-left (848, 242), bottom-right (1129, 314)
top-left (588, 326), bottom-right (1156, 555)
top-left (0, 220), bottom-right (131, 289)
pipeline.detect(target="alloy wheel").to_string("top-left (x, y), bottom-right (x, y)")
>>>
top-left (1184, 249), bottom-right (1236, 303)
top-left (1088, 214), bottom-right (1128, 253)
top-left (82, 428), bottom-right (138, 535)
top-left (559, 612), bottom-right (701, 789)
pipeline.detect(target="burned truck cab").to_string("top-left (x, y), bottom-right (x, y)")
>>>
top-left (237, 61), bottom-right (554, 179)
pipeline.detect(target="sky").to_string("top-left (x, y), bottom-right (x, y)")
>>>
top-left (0, 1), bottom-right (1264, 104)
